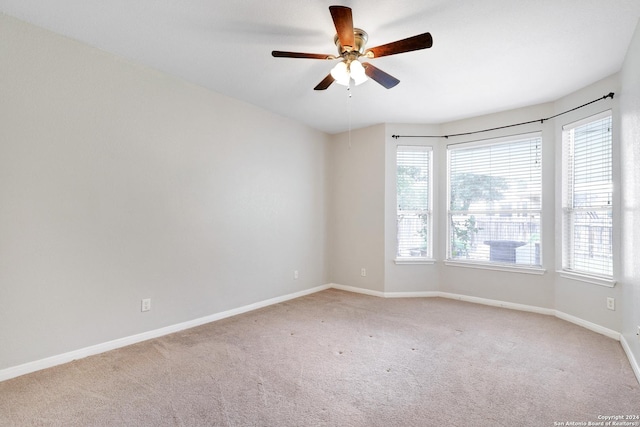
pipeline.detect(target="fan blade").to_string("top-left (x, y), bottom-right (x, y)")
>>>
top-left (314, 74), bottom-right (335, 90)
top-left (329, 6), bottom-right (355, 49)
top-left (272, 51), bottom-right (335, 60)
top-left (366, 32), bottom-right (433, 58)
top-left (362, 63), bottom-right (400, 89)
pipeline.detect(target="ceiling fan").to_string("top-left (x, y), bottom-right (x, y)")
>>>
top-left (272, 5), bottom-right (433, 90)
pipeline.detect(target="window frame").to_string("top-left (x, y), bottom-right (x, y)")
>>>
top-left (395, 144), bottom-right (434, 262)
top-left (560, 110), bottom-right (614, 283)
top-left (445, 132), bottom-right (544, 272)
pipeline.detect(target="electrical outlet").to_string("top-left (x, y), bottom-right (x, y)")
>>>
top-left (294, 270), bottom-right (299, 279)
top-left (141, 298), bottom-right (151, 312)
top-left (361, 268), bottom-right (366, 277)
top-left (606, 297), bottom-right (615, 311)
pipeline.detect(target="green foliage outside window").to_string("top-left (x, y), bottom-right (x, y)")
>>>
top-left (449, 173), bottom-right (507, 258)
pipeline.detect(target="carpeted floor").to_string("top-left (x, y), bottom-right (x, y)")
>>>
top-left (1, 289), bottom-right (639, 426)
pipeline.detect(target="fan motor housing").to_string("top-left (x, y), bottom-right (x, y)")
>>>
top-left (334, 28), bottom-right (368, 56)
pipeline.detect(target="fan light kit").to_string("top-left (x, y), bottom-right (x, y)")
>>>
top-left (272, 5), bottom-right (433, 90)
top-left (331, 58), bottom-right (366, 86)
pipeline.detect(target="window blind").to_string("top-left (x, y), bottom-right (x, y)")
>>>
top-left (562, 113), bottom-right (612, 277)
top-left (447, 134), bottom-right (542, 266)
top-left (397, 145), bottom-right (432, 258)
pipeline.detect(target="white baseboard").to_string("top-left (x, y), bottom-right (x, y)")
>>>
top-left (554, 310), bottom-right (620, 340)
top-left (621, 334), bottom-right (640, 385)
top-left (384, 291), bottom-right (441, 298)
top-left (330, 284), bottom-right (623, 342)
top-left (0, 284), bottom-right (331, 383)
top-left (331, 285), bottom-right (635, 384)
top-left (329, 283), bottom-right (386, 298)
top-left (0, 282), bottom-right (631, 384)
top-left (329, 283), bottom-right (439, 299)
top-left (436, 292), bottom-right (556, 316)
top-left (435, 292), bottom-right (619, 340)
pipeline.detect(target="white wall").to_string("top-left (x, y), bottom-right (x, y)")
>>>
top-left (0, 14), bottom-right (328, 371)
top-left (328, 125), bottom-right (386, 292)
top-left (620, 19), bottom-right (640, 371)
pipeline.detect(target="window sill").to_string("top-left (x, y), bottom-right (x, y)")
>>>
top-left (394, 258), bottom-right (436, 265)
top-left (444, 260), bottom-right (546, 275)
top-left (558, 271), bottom-right (616, 288)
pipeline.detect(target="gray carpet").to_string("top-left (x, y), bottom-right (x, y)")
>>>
top-left (1, 289), bottom-right (639, 426)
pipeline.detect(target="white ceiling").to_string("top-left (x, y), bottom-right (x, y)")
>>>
top-left (1, 1), bottom-right (639, 134)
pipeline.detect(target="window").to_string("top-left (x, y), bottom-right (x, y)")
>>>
top-left (562, 112), bottom-right (613, 278)
top-left (447, 134), bottom-right (542, 266)
top-left (397, 145), bottom-right (432, 259)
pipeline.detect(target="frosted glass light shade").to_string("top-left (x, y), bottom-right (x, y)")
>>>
top-left (350, 60), bottom-right (368, 86)
top-left (330, 62), bottom-right (350, 86)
